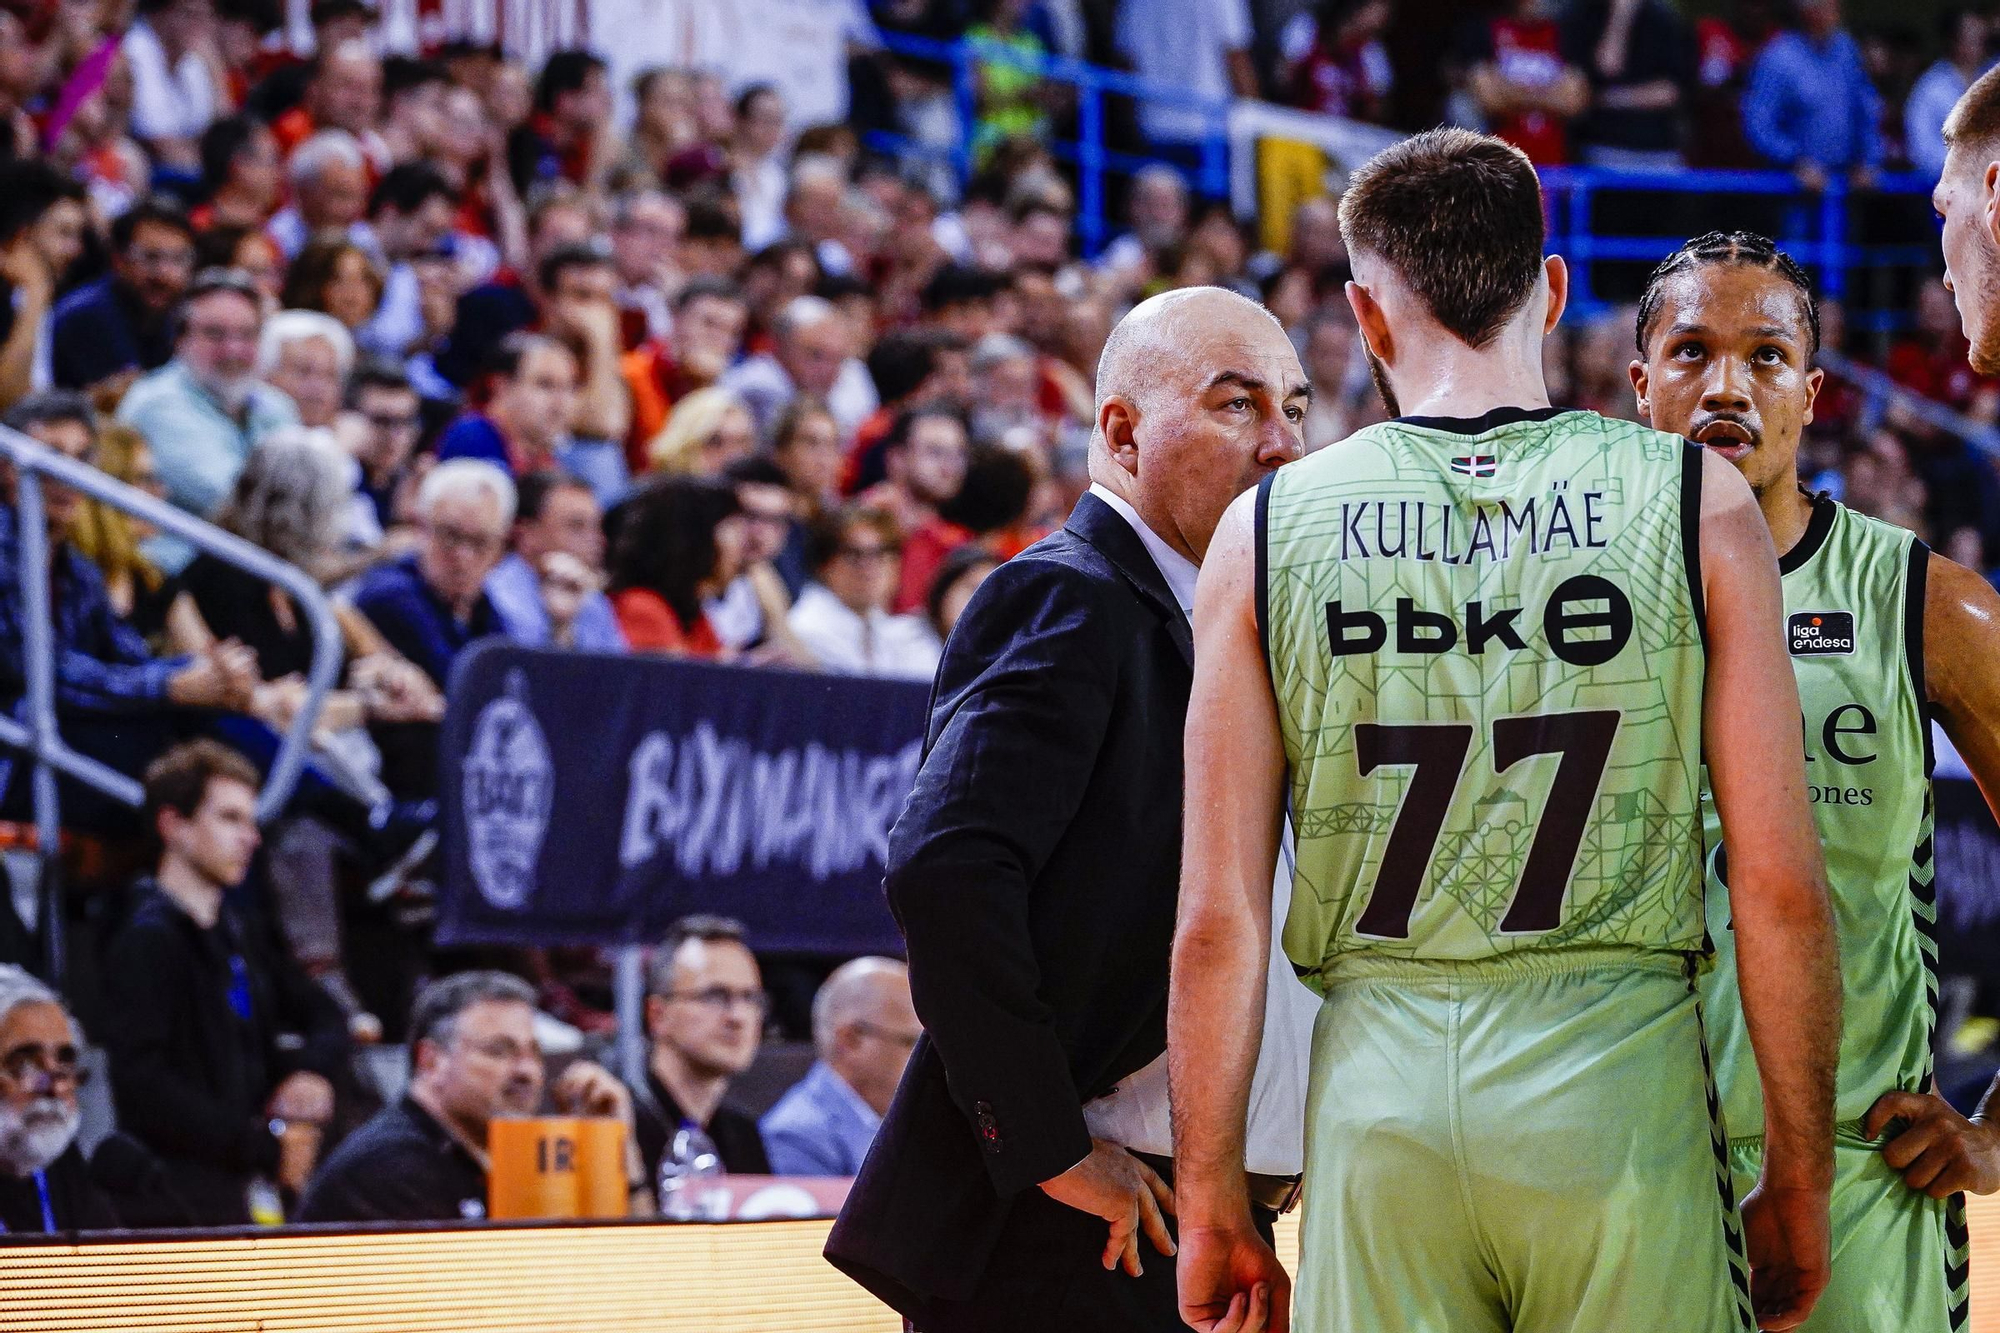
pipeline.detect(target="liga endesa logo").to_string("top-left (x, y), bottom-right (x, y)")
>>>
top-left (1788, 611), bottom-right (1856, 656)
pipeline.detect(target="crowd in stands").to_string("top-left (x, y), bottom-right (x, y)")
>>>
top-left (0, 0), bottom-right (1998, 1231)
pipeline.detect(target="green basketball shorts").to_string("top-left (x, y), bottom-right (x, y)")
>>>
top-left (1726, 1132), bottom-right (1969, 1332)
top-left (1293, 947), bottom-right (1752, 1333)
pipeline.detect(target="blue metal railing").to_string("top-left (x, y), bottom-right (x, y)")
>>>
top-left (868, 30), bottom-right (1231, 256)
top-left (1540, 166), bottom-right (1939, 330)
top-left (865, 33), bottom-right (1938, 334)
top-left (0, 424), bottom-right (343, 984)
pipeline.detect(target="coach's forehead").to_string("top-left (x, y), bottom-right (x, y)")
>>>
top-left (1101, 287), bottom-right (1298, 400)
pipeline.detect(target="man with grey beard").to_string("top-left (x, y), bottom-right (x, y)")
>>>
top-left (115, 267), bottom-right (300, 573)
top-left (0, 967), bottom-right (114, 1232)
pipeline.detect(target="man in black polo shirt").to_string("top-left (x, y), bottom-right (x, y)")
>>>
top-left (629, 915), bottom-right (771, 1183)
top-left (299, 970), bottom-right (641, 1221)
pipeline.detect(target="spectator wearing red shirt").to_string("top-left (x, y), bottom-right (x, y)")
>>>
top-left (271, 41), bottom-right (385, 169)
top-left (1886, 282), bottom-right (2000, 421)
top-left (1280, 0), bottom-right (1394, 121)
top-left (606, 475), bottom-right (747, 659)
top-left (858, 406), bottom-right (972, 614)
top-left (620, 276), bottom-right (749, 471)
top-left (843, 328), bottom-right (971, 494)
top-left (1457, 0), bottom-right (1589, 165)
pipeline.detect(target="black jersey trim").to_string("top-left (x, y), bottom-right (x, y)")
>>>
top-left (1391, 405), bottom-right (1571, 435)
top-left (1777, 490), bottom-right (1837, 576)
top-left (1255, 471), bottom-right (1276, 681)
top-left (1906, 535), bottom-right (1934, 777)
top-left (1681, 442), bottom-right (1708, 654)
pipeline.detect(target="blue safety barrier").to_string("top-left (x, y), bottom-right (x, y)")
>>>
top-left (862, 33), bottom-right (1941, 335)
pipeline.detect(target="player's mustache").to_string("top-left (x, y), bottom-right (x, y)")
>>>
top-left (1689, 411), bottom-right (1760, 446)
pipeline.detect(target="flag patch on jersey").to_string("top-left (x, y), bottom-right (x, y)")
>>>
top-left (1450, 454), bottom-right (1497, 478)
top-left (1788, 611), bottom-right (1856, 655)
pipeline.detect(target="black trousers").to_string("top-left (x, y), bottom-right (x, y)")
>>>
top-left (916, 1164), bottom-right (1280, 1333)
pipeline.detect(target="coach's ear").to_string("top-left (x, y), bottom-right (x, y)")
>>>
top-left (1984, 161), bottom-right (2000, 252)
top-left (1345, 280), bottom-right (1393, 366)
top-left (1542, 254), bottom-right (1570, 336)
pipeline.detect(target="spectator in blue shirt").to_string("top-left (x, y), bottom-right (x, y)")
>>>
top-left (760, 958), bottom-right (918, 1177)
top-left (1906, 11), bottom-right (1994, 181)
top-left (437, 330), bottom-right (627, 509)
top-left (348, 458), bottom-right (513, 688)
top-left (116, 269), bottom-right (300, 573)
top-left (0, 392), bottom-right (260, 829)
top-left (1742, 0), bottom-right (1883, 189)
top-left (49, 196), bottom-right (195, 399)
top-left (486, 470), bottom-right (626, 652)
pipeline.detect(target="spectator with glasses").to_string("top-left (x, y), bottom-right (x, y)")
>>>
top-left (348, 459), bottom-right (512, 689)
top-left (50, 195), bottom-right (197, 401)
top-left (341, 358), bottom-right (425, 536)
top-left (629, 915), bottom-right (772, 1181)
top-left (761, 957), bottom-right (919, 1177)
top-left (787, 504), bottom-right (937, 680)
top-left (299, 969), bottom-right (642, 1221)
top-left (0, 966), bottom-right (116, 1233)
top-left (117, 268), bottom-right (301, 573)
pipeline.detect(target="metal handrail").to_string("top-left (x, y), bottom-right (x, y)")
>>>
top-left (868, 32), bottom-right (1939, 322)
top-left (0, 422), bottom-right (343, 980)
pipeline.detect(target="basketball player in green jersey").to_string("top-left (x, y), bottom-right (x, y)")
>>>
top-left (1168, 128), bottom-right (1840, 1333)
top-left (1635, 230), bottom-right (2000, 1332)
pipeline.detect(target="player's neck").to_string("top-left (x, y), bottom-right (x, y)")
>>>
top-left (1756, 469), bottom-right (1818, 559)
top-left (1389, 343), bottom-right (1551, 422)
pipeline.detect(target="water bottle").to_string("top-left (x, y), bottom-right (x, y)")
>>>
top-left (656, 1120), bottom-right (724, 1220)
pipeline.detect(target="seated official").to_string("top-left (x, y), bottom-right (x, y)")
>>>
top-left (102, 741), bottom-right (351, 1225)
top-left (0, 967), bottom-right (117, 1233)
top-left (298, 970), bottom-right (643, 1222)
top-left (761, 958), bottom-right (919, 1177)
top-left (628, 916), bottom-right (771, 1181)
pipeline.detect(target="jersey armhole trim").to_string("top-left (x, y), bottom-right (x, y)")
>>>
top-left (1255, 470), bottom-right (1276, 682)
top-left (1906, 536), bottom-right (1933, 777)
top-left (1680, 442), bottom-right (1708, 653)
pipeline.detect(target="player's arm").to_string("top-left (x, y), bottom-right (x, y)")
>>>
top-left (1169, 488), bottom-right (1289, 1333)
top-left (1697, 450), bottom-right (1839, 1329)
top-left (1861, 553), bottom-right (2000, 1198)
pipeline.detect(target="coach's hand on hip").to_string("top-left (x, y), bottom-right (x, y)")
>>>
top-left (1039, 1137), bottom-right (1177, 1276)
top-left (1177, 1219), bottom-right (1288, 1333)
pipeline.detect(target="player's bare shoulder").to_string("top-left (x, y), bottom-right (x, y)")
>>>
top-left (1923, 549), bottom-right (2000, 708)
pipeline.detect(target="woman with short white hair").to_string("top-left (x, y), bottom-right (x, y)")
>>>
top-left (259, 310), bottom-right (354, 430)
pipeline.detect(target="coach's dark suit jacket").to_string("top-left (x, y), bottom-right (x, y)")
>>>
top-left (825, 491), bottom-right (1195, 1321)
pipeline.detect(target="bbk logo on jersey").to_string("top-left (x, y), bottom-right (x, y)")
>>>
top-left (1788, 611), bottom-right (1856, 656)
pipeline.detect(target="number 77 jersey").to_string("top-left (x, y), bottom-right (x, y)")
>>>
top-left (1259, 407), bottom-right (1710, 985)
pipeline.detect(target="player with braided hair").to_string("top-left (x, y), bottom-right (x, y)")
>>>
top-left (1633, 230), bottom-right (2000, 1333)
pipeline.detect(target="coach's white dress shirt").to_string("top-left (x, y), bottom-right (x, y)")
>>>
top-left (1079, 484), bottom-right (1320, 1177)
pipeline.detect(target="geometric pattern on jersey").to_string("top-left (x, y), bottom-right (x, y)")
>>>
top-left (1260, 407), bottom-right (1708, 979)
top-left (1699, 497), bottom-right (1935, 1135)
